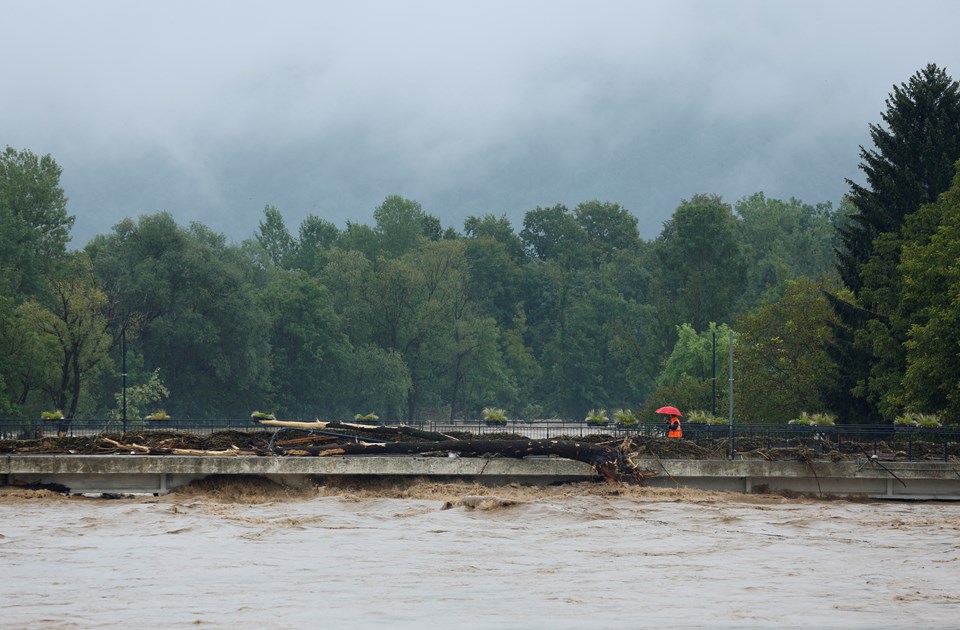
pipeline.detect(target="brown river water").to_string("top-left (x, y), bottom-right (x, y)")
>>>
top-left (1, 479), bottom-right (958, 629)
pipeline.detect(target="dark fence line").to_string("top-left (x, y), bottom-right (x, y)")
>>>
top-left (1, 418), bottom-right (957, 461)
top-left (431, 421), bottom-right (960, 461)
top-left (0, 417), bottom-right (266, 439)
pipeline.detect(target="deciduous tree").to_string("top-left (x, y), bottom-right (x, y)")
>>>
top-left (18, 253), bottom-right (113, 419)
top-left (573, 200), bottom-right (639, 266)
top-left (898, 169), bottom-right (960, 421)
top-left (89, 214), bottom-right (271, 418)
top-left (374, 195), bottom-right (442, 258)
top-left (734, 279), bottom-right (837, 423)
top-left (262, 269), bottom-right (352, 418)
top-left (657, 194), bottom-right (746, 332)
top-left (0, 147), bottom-right (74, 299)
top-left (255, 205), bottom-right (296, 269)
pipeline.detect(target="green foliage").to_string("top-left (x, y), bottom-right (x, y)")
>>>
top-left (354, 412), bottom-right (379, 422)
top-left (4, 140), bottom-right (858, 423)
top-left (88, 213), bottom-right (272, 418)
top-left (41, 410), bottom-right (64, 420)
top-left (573, 200), bottom-right (639, 266)
top-left (110, 368), bottom-right (170, 422)
top-left (255, 208), bottom-right (344, 274)
top-left (18, 252), bottom-right (114, 419)
top-left (585, 408), bottom-right (608, 425)
top-left (499, 305), bottom-right (541, 413)
top-left (294, 215), bottom-right (340, 273)
top-left (318, 248), bottom-right (375, 344)
top-left (734, 278), bottom-right (837, 423)
top-left (734, 193), bottom-right (838, 303)
top-left (482, 407), bottom-right (507, 423)
top-left (251, 411), bottom-right (275, 420)
top-left (263, 269), bottom-right (352, 418)
top-left (894, 412), bottom-right (942, 428)
top-left (838, 64), bottom-right (960, 293)
top-left (788, 412), bottom-right (811, 426)
top-left (829, 64), bottom-right (960, 424)
top-left (643, 375), bottom-right (718, 423)
top-left (0, 146), bottom-right (74, 299)
top-left (145, 410), bottom-right (170, 421)
top-left (789, 412), bottom-right (836, 426)
top-left (341, 345), bottom-right (412, 423)
top-left (374, 195), bottom-right (442, 258)
top-left (338, 221), bottom-right (381, 260)
top-left (657, 322), bottom-right (734, 387)
top-left (809, 413), bottom-right (836, 426)
top-left (463, 214), bottom-right (525, 263)
top-left (0, 147), bottom-right (75, 415)
top-left (463, 236), bottom-right (522, 326)
top-left (899, 170), bottom-right (960, 421)
top-left (613, 408), bottom-right (637, 426)
top-left (255, 205), bottom-right (296, 269)
top-left (0, 290), bottom-right (50, 417)
top-left (657, 194), bottom-right (747, 331)
top-left (686, 410), bottom-right (727, 425)
top-left (520, 204), bottom-right (588, 264)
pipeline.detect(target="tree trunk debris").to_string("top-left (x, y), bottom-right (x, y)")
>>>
top-left (254, 422), bottom-right (655, 483)
top-left (293, 437), bottom-right (622, 477)
top-left (100, 437), bottom-right (260, 457)
top-left (90, 424), bottom-right (657, 483)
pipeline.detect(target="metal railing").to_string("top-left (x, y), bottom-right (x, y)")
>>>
top-left (1, 417), bottom-right (957, 461)
top-left (0, 417), bottom-right (265, 439)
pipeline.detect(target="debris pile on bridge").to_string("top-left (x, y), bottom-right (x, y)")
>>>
top-left (0, 420), bottom-right (659, 483)
top-left (1, 418), bottom-right (956, 484)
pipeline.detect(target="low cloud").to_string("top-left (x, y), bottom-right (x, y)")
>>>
top-left (5, 1), bottom-right (957, 245)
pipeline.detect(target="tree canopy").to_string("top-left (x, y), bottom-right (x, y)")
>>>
top-left (829, 63), bottom-right (960, 422)
top-left (5, 64), bottom-right (960, 426)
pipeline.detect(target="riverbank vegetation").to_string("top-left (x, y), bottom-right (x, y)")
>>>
top-left (2, 64), bottom-right (959, 426)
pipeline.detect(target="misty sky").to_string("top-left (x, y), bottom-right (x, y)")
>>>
top-left (5, 1), bottom-right (959, 246)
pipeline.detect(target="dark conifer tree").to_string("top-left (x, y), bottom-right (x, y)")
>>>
top-left (837, 64), bottom-right (960, 294)
top-left (828, 64), bottom-right (960, 422)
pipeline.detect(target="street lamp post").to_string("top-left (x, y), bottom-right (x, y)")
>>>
top-left (121, 327), bottom-right (127, 434)
top-left (728, 331), bottom-right (734, 460)
top-left (711, 331), bottom-right (717, 416)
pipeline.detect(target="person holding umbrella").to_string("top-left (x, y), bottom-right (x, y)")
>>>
top-left (656, 406), bottom-right (683, 439)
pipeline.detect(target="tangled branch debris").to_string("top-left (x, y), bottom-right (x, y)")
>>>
top-left (3, 420), bottom-right (955, 484)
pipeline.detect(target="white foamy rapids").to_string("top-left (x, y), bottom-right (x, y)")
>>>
top-left (1, 480), bottom-right (959, 628)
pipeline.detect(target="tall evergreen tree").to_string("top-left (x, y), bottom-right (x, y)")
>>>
top-left (828, 64), bottom-right (960, 422)
top-left (837, 64), bottom-right (960, 294)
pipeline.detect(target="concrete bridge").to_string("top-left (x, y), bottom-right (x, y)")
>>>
top-left (3, 454), bottom-right (959, 500)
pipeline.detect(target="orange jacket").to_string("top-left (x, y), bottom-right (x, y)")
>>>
top-left (668, 416), bottom-right (682, 439)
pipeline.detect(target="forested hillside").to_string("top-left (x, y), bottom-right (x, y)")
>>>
top-left (2, 64), bottom-right (959, 426)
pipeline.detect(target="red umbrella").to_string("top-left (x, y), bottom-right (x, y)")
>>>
top-left (655, 406), bottom-right (682, 416)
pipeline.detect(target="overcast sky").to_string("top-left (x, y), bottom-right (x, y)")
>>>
top-left (5, 0), bottom-right (959, 246)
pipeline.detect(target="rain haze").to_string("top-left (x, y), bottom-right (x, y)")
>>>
top-left (5, 0), bottom-right (959, 246)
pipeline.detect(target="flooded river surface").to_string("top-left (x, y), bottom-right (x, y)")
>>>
top-left (1, 479), bottom-right (958, 629)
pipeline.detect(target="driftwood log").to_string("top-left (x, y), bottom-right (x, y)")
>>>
top-left (93, 424), bottom-right (657, 483)
top-left (99, 437), bottom-right (260, 457)
top-left (258, 420), bottom-right (458, 442)
top-left (256, 420), bottom-right (657, 482)
top-left (273, 436), bottom-right (653, 483)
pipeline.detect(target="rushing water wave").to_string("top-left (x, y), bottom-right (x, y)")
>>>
top-left (1, 479), bottom-right (958, 629)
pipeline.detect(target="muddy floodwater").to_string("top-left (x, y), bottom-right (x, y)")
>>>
top-left (1, 479), bottom-right (959, 629)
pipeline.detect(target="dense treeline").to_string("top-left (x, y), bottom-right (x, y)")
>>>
top-left (2, 63), bottom-right (959, 426)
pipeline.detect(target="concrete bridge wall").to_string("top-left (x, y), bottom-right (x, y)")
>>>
top-left (3, 454), bottom-right (959, 499)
